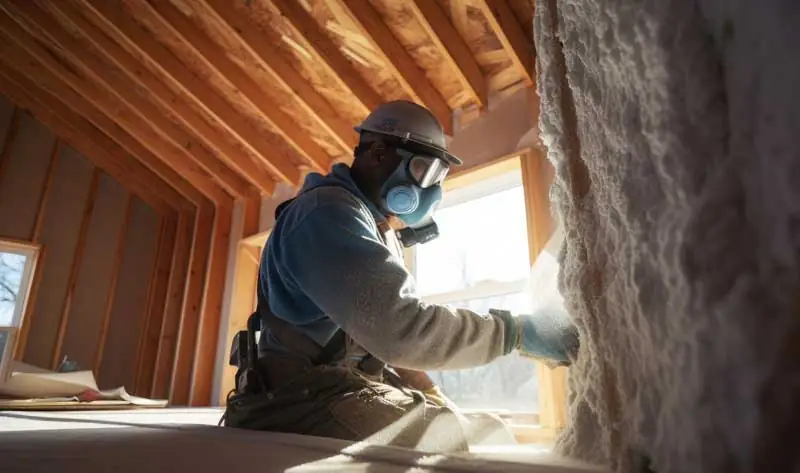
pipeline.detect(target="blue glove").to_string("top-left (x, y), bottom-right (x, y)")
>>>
top-left (490, 308), bottom-right (579, 367)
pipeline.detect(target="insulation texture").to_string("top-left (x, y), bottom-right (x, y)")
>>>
top-left (534, 1), bottom-right (800, 472)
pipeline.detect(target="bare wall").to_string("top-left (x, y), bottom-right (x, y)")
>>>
top-left (0, 95), bottom-right (161, 392)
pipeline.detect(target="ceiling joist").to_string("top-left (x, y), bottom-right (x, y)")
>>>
top-left (202, 0), bottom-right (359, 155)
top-left (476, 0), bottom-right (534, 87)
top-left (336, 0), bottom-right (453, 135)
top-left (140, 0), bottom-right (332, 175)
top-left (73, 0), bottom-right (297, 189)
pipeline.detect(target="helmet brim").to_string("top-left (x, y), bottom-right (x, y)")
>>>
top-left (355, 126), bottom-right (463, 166)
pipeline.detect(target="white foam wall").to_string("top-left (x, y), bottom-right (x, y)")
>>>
top-left (534, 1), bottom-right (800, 472)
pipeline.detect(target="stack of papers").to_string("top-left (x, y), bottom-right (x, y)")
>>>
top-left (0, 361), bottom-right (167, 410)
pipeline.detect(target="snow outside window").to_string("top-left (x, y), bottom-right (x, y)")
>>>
top-left (407, 167), bottom-right (540, 413)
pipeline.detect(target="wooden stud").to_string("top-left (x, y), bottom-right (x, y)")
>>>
top-left (203, 0), bottom-right (359, 153)
top-left (408, 0), bottom-right (488, 108)
top-left (269, 0), bottom-right (382, 116)
top-left (76, 0), bottom-right (301, 187)
top-left (0, 20), bottom-right (215, 206)
top-left (475, 0), bottom-right (534, 87)
top-left (169, 203), bottom-right (214, 405)
top-left (335, 0), bottom-right (453, 135)
top-left (50, 168), bottom-right (101, 370)
top-left (93, 194), bottom-right (134, 377)
top-left (134, 212), bottom-right (178, 396)
top-left (151, 208), bottom-right (194, 399)
top-left (217, 196), bottom-right (261, 403)
top-left (31, 140), bottom-right (61, 242)
top-left (0, 107), bottom-right (20, 183)
top-left (2, 2), bottom-right (243, 203)
top-left (142, 0), bottom-right (332, 175)
top-left (0, 66), bottom-right (182, 213)
top-left (189, 202), bottom-right (233, 405)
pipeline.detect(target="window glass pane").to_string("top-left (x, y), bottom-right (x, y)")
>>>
top-left (0, 252), bottom-right (27, 326)
top-left (426, 292), bottom-right (539, 412)
top-left (414, 185), bottom-right (530, 297)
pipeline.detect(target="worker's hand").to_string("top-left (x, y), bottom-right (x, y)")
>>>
top-left (491, 309), bottom-right (579, 368)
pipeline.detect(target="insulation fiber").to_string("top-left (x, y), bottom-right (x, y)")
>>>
top-left (533, 0), bottom-right (800, 472)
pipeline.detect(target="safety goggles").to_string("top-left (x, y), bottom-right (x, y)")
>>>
top-left (396, 148), bottom-right (450, 188)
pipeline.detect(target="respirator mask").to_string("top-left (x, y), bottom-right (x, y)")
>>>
top-left (379, 148), bottom-right (449, 247)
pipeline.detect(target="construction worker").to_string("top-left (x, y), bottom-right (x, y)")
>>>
top-left (223, 100), bottom-right (579, 451)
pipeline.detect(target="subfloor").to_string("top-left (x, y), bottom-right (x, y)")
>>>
top-left (1, 408), bottom-right (607, 472)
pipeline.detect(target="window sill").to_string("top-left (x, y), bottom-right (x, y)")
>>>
top-left (509, 424), bottom-right (561, 445)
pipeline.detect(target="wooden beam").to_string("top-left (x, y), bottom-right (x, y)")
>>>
top-left (475, 0), bottom-right (534, 87)
top-left (269, 0), bottom-right (382, 116)
top-left (408, 0), bottom-right (487, 108)
top-left (189, 201), bottom-right (233, 406)
top-left (134, 212), bottom-right (177, 396)
top-left (0, 65), bottom-right (181, 214)
top-left (31, 140), bottom-right (60, 242)
top-left (76, 0), bottom-right (301, 187)
top-left (151, 208), bottom-right (194, 399)
top-left (50, 168), bottom-right (101, 370)
top-left (3, 2), bottom-right (245, 202)
top-left (336, 0), bottom-right (452, 134)
top-left (93, 194), bottom-right (134, 377)
top-left (203, 0), bottom-right (359, 153)
top-left (0, 17), bottom-right (215, 206)
top-left (141, 0), bottom-right (332, 175)
top-left (0, 107), bottom-right (20, 183)
top-left (169, 203), bottom-right (213, 405)
top-left (218, 196), bottom-right (261, 403)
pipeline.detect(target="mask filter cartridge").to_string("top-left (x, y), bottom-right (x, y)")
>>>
top-left (385, 184), bottom-right (419, 215)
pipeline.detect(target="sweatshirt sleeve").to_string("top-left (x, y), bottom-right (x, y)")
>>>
top-left (278, 192), bottom-right (515, 371)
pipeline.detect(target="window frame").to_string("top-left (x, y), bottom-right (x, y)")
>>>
top-left (0, 238), bottom-right (41, 360)
top-left (406, 148), bottom-right (569, 441)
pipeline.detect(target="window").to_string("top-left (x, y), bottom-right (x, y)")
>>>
top-left (0, 239), bottom-right (40, 380)
top-left (406, 160), bottom-right (541, 413)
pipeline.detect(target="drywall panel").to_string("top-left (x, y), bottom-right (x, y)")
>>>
top-left (98, 198), bottom-right (159, 390)
top-left (23, 146), bottom-right (94, 369)
top-left (60, 174), bottom-right (129, 370)
top-left (0, 112), bottom-right (56, 240)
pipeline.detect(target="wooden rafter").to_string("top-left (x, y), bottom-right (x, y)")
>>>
top-left (269, 0), bottom-right (382, 117)
top-left (140, 0), bottom-right (331, 175)
top-left (475, 0), bottom-right (534, 87)
top-left (0, 12), bottom-right (216, 206)
top-left (0, 69), bottom-right (180, 213)
top-left (75, 0), bottom-right (301, 187)
top-left (408, 0), bottom-right (487, 108)
top-left (37, 1), bottom-right (274, 197)
top-left (1, 2), bottom-right (246, 202)
top-left (202, 0), bottom-right (359, 154)
top-left (336, 0), bottom-right (453, 135)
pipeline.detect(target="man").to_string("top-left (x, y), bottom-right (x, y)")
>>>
top-left (223, 101), bottom-right (579, 451)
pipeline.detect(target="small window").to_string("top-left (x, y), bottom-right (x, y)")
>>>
top-left (0, 239), bottom-right (40, 380)
top-left (407, 160), bottom-right (540, 413)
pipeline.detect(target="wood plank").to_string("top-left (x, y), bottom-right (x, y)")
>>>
top-left (203, 0), bottom-right (359, 153)
top-left (50, 168), bottom-right (101, 370)
top-left (189, 202), bottom-right (233, 405)
top-left (92, 194), bottom-right (134, 375)
top-left (218, 196), bottom-right (262, 402)
top-left (336, 0), bottom-right (453, 135)
top-left (475, 0), bottom-right (534, 87)
top-left (151, 208), bottom-right (194, 399)
top-left (408, 0), bottom-right (487, 108)
top-left (1, 2), bottom-right (238, 203)
top-left (0, 107), bottom-right (20, 184)
top-left (0, 18), bottom-right (212, 206)
top-left (142, 0), bottom-right (332, 175)
top-left (134, 212), bottom-right (177, 396)
top-left (76, 0), bottom-right (301, 187)
top-left (169, 204), bottom-right (213, 405)
top-left (0, 68), bottom-right (180, 213)
top-left (269, 0), bottom-right (382, 117)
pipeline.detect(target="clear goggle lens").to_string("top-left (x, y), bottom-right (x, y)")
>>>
top-left (408, 155), bottom-right (449, 188)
